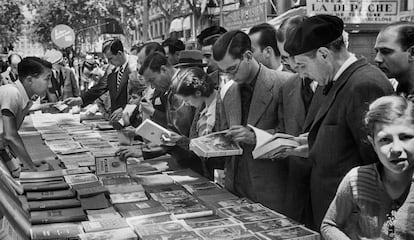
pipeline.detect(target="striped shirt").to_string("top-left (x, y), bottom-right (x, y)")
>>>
top-left (321, 163), bottom-right (414, 239)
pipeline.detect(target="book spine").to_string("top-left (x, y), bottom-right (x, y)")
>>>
top-left (30, 214), bottom-right (87, 225)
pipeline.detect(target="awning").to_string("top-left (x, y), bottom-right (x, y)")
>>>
top-left (183, 16), bottom-right (191, 30)
top-left (169, 18), bottom-right (183, 33)
top-left (267, 7), bottom-right (307, 28)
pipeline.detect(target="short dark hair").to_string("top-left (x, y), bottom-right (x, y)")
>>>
top-left (213, 30), bottom-right (251, 61)
top-left (140, 42), bottom-right (166, 57)
top-left (171, 67), bottom-right (215, 97)
top-left (162, 38), bottom-right (185, 55)
top-left (18, 57), bottom-right (52, 80)
top-left (276, 15), bottom-right (308, 43)
top-left (103, 38), bottom-right (124, 55)
top-left (249, 23), bottom-right (280, 57)
top-left (383, 21), bottom-right (414, 51)
top-left (139, 52), bottom-right (169, 75)
top-left (8, 53), bottom-right (22, 64)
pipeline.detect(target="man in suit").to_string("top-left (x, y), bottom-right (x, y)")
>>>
top-left (44, 49), bottom-right (79, 102)
top-left (1, 53), bottom-right (21, 85)
top-left (162, 37), bottom-right (185, 66)
top-left (374, 21), bottom-right (414, 96)
top-left (275, 15), bottom-right (319, 228)
top-left (65, 39), bottom-right (142, 121)
top-left (212, 30), bottom-right (293, 213)
top-left (284, 15), bottom-right (394, 230)
top-left (249, 23), bottom-right (282, 71)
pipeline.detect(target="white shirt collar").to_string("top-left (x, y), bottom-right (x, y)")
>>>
top-left (333, 53), bottom-right (357, 82)
top-left (119, 54), bottom-right (129, 71)
top-left (276, 64), bottom-right (283, 72)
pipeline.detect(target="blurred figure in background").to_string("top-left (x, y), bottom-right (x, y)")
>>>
top-left (1, 53), bottom-right (22, 85)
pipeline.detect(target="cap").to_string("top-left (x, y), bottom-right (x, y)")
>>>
top-left (197, 26), bottom-right (227, 46)
top-left (285, 14), bottom-right (344, 56)
top-left (174, 50), bottom-right (207, 68)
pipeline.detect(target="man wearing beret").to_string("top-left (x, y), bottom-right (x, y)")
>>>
top-left (284, 14), bottom-right (394, 230)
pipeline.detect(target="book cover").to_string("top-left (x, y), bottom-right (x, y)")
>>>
top-left (126, 212), bottom-right (174, 226)
top-left (81, 218), bottom-right (129, 233)
top-left (135, 119), bottom-right (174, 145)
top-left (64, 174), bottom-right (98, 185)
top-left (189, 131), bottom-right (243, 158)
top-left (30, 223), bottom-right (84, 240)
top-left (80, 193), bottom-right (111, 210)
top-left (141, 231), bottom-right (203, 240)
top-left (28, 198), bottom-right (81, 211)
top-left (26, 189), bottom-right (76, 201)
top-left (78, 228), bottom-right (138, 240)
top-left (195, 224), bottom-right (251, 239)
top-left (110, 192), bottom-right (148, 204)
top-left (249, 125), bottom-right (298, 159)
top-left (30, 207), bottom-right (87, 225)
top-left (186, 218), bottom-right (238, 229)
top-left (244, 218), bottom-right (299, 232)
top-left (133, 220), bottom-right (190, 237)
top-left (232, 211), bottom-right (285, 223)
top-left (106, 183), bottom-right (144, 194)
top-left (87, 212), bottom-right (123, 221)
top-left (256, 226), bottom-right (320, 240)
top-left (100, 175), bottom-right (135, 185)
top-left (217, 198), bottom-right (254, 208)
top-left (150, 190), bottom-right (213, 219)
top-left (95, 156), bottom-right (127, 176)
top-left (218, 204), bottom-right (268, 217)
top-left (182, 181), bottom-right (218, 194)
top-left (115, 200), bottom-right (167, 218)
top-left (20, 170), bottom-right (64, 180)
top-left (85, 206), bottom-right (117, 216)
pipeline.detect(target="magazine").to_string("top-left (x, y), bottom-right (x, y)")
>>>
top-left (78, 228), bottom-right (138, 240)
top-left (249, 125), bottom-right (299, 159)
top-left (244, 218), bottom-right (299, 232)
top-left (141, 231), bottom-right (204, 240)
top-left (190, 131), bottom-right (243, 158)
top-left (110, 192), bottom-right (148, 204)
top-left (195, 224), bottom-right (251, 240)
top-left (95, 156), bottom-right (127, 176)
top-left (135, 119), bottom-right (174, 145)
top-left (256, 226), bottom-right (320, 240)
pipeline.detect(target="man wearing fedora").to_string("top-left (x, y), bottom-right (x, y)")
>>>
top-left (43, 49), bottom-right (79, 102)
top-left (283, 14), bottom-right (394, 229)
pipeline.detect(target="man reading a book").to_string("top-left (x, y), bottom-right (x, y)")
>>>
top-left (212, 30), bottom-right (293, 213)
top-left (0, 57), bottom-right (52, 176)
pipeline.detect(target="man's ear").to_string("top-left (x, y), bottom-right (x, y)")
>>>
top-left (244, 50), bottom-right (253, 60)
top-left (264, 46), bottom-right (273, 59)
top-left (195, 90), bottom-right (202, 97)
top-left (25, 76), bottom-right (33, 85)
top-left (160, 65), bottom-right (167, 74)
top-left (317, 47), bottom-right (329, 60)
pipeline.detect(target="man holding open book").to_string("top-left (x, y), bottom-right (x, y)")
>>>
top-left (212, 30), bottom-right (293, 214)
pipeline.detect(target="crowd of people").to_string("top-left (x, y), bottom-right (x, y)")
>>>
top-left (0, 14), bottom-right (414, 239)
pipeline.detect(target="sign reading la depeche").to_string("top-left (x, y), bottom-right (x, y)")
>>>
top-left (306, 0), bottom-right (399, 24)
top-left (51, 24), bottom-right (75, 48)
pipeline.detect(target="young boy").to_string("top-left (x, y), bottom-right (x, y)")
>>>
top-left (0, 57), bottom-right (52, 176)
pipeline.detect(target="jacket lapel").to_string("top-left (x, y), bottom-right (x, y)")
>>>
top-left (247, 67), bottom-right (273, 126)
top-left (309, 59), bottom-right (367, 132)
top-left (222, 83), bottom-right (242, 126)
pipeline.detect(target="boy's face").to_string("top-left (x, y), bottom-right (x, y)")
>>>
top-left (129, 93), bottom-right (141, 105)
top-left (30, 68), bottom-right (52, 97)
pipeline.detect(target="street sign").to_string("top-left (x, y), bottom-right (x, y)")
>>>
top-left (222, 3), bottom-right (267, 30)
top-left (51, 24), bottom-right (75, 48)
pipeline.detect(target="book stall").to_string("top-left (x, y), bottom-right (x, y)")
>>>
top-left (0, 112), bottom-right (320, 240)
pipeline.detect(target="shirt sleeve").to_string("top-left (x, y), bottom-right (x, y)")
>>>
top-left (0, 87), bottom-right (20, 117)
top-left (321, 169), bottom-right (356, 240)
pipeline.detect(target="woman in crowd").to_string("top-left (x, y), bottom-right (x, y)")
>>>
top-left (321, 95), bottom-right (414, 239)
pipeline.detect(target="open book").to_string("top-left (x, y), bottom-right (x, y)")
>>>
top-left (250, 125), bottom-right (299, 159)
top-left (135, 119), bottom-right (174, 145)
top-left (190, 131), bottom-right (243, 158)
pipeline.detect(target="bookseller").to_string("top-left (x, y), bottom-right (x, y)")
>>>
top-left (0, 57), bottom-right (52, 175)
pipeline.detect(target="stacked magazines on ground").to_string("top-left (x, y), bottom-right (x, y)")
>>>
top-left (6, 113), bottom-right (320, 240)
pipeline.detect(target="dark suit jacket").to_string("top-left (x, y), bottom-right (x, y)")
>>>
top-left (220, 65), bottom-right (293, 213)
top-left (305, 58), bottom-right (394, 229)
top-left (61, 67), bottom-right (79, 100)
top-left (81, 64), bottom-right (129, 113)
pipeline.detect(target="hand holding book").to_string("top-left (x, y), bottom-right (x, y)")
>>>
top-left (225, 125), bottom-right (256, 145)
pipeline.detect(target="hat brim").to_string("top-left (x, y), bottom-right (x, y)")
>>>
top-left (174, 62), bottom-right (207, 68)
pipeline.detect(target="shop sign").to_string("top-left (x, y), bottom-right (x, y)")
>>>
top-left (51, 24), bottom-right (75, 48)
top-left (306, 0), bottom-right (399, 24)
top-left (399, 11), bottom-right (414, 21)
top-left (222, 3), bottom-right (267, 30)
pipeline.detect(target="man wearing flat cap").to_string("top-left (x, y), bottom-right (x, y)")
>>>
top-left (284, 14), bottom-right (394, 230)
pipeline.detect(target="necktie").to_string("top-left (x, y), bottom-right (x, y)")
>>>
top-left (323, 81), bottom-right (334, 95)
top-left (117, 67), bottom-right (124, 90)
top-left (301, 78), bottom-right (314, 114)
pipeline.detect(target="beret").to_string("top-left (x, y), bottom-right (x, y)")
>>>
top-left (162, 38), bottom-right (185, 52)
top-left (197, 26), bottom-right (227, 46)
top-left (285, 14), bottom-right (343, 56)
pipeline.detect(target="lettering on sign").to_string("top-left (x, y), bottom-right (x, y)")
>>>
top-left (222, 3), bottom-right (267, 30)
top-left (306, 0), bottom-right (399, 24)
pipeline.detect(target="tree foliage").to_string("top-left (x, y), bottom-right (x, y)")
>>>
top-left (0, 1), bottom-right (25, 47)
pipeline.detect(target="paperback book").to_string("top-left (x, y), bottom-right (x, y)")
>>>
top-left (249, 125), bottom-right (299, 159)
top-left (132, 220), bottom-right (190, 237)
top-left (218, 204), bottom-right (269, 217)
top-left (78, 228), bottom-right (138, 240)
top-left (95, 156), bottom-right (127, 176)
top-left (30, 207), bottom-right (87, 225)
top-left (135, 119), bottom-right (174, 145)
top-left (194, 224), bottom-right (251, 240)
top-left (64, 174), bottom-right (98, 185)
top-left (114, 200), bottom-right (167, 218)
top-left (232, 211), bottom-right (285, 223)
top-left (141, 231), bottom-right (204, 240)
top-left (28, 198), bottom-right (81, 211)
top-left (26, 189), bottom-right (76, 201)
top-left (30, 223), bottom-right (84, 240)
top-left (81, 218), bottom-right (129, 232)
top-left (244, 218), bottom-right (299, 232)
top-left (186, 217), bottom-right (239, 229)
top-left (189, 131), bottom-right (243, 158)
top-left (110, 192), bottom-right (148, 204)
top-left (256, 226), bottom-right (320, 240)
